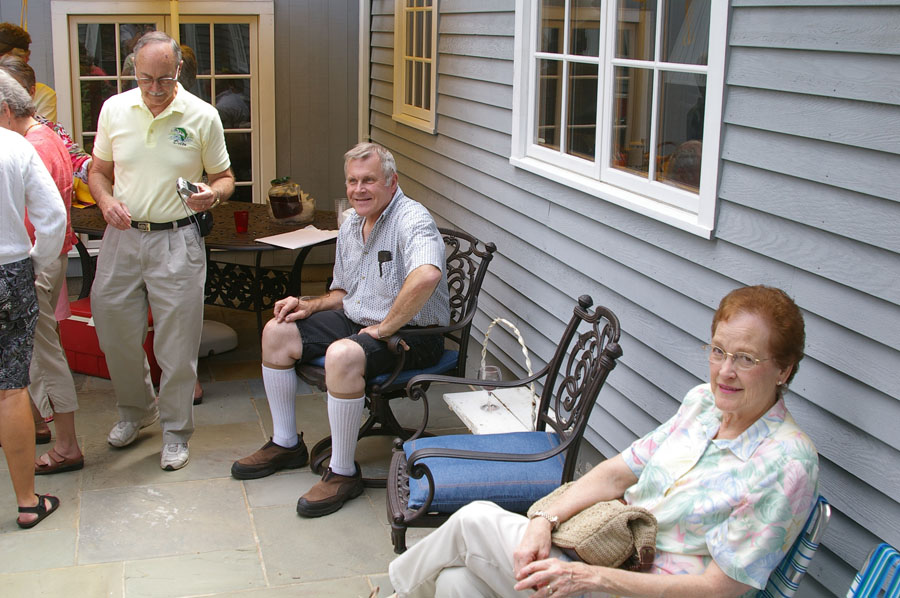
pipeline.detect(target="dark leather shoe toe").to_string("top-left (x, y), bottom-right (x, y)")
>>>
top-left (296, 464), bottom-right (364, 518)
top-left (231, 434), bottom-right (309, 480)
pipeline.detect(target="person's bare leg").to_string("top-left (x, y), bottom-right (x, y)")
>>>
top-left (31, 400), bottom-right (51, 439)
top-left (0, 388), bottom-right (47, 525)
top-left (38, 410), bottom-right (82, 464)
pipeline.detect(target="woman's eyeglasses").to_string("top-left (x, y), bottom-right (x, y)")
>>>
top-left (704, 345), bottom-right (769, 371)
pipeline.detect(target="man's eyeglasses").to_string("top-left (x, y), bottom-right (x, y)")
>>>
top-left (134, 67), bottom-right (180, 89)
top-left (704, 345), bottom-right (769, 371)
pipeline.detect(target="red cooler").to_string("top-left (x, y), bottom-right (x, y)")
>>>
top-left (59, 297), bottom-right (162, 385)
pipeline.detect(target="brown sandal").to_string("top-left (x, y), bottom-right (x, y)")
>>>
top-left (17, 493), bottom-right (60, 529)
top-left (35, 449), bottom-right (84, 475)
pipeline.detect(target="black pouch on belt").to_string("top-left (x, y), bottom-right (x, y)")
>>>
top-left (193, 211), bottom-right (214, 236)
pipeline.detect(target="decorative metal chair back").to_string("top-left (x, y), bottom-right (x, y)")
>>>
top-left (387, 295), bottom-right (622, 553)
top-left (296, 227), bottom-right (496, 483)
top-left (847, 543), bottom-right (900, 598)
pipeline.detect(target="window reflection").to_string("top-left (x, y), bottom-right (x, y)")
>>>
top-left (536, 59), bottom-right (561, 150)
top-left (569, 0), bottom-right (602, 57)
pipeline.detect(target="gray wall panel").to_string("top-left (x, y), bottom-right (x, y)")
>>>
top-left (366, 2), bottom-right (900, 596)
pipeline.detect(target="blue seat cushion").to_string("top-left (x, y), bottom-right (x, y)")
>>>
top-left (308, 349), bottom-right (459, 388)
top-left (404, 431), bottom-right (564, 514)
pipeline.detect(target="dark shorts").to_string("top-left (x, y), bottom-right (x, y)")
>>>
top-left (0, 258), bottom-right (39, 390)
top-left (296, 310), bottom-right (444, 379)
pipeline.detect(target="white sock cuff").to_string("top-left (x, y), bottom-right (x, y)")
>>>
top-left (263, 365), bottom-right (299, 448)
top-left (327, 393), bottom-right (365, 476)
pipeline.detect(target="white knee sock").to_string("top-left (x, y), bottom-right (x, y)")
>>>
top-left (262, 365), bottom-right (299, 448)
top-left (327, 393), bottom-right (365, 476)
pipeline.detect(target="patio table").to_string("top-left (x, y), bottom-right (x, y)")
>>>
top-left (70, 202), bottom-right (338, 335)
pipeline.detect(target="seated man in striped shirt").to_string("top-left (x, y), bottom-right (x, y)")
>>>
top-left (232, 142), bottom-right (450, 517)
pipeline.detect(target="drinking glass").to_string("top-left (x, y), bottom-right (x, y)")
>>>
top-left (478, 365), bottom-right (501, 412)
top-left (335, 198), bottom-right (351, 227)
top-left (233, 210), bottom-right (249, 234)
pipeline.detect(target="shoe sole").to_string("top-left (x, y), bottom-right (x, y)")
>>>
top-left (295, 483), bottom-right (364, 518)
top-left (108, 412), bottom-right (160, 448)
top-left (230, 454), bottom-right (309, 480)
top-left (162, 455), bottom-right (189, 471)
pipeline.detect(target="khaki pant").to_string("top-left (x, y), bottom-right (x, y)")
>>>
top-left (389, 501), bottom-right (606, 598)
top-left (29, 254), bottom-right (78, 415)
top-left (91, 225), bottom-right (205, 444)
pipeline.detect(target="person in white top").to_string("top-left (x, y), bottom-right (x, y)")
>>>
top-left (0, 70), bottom-right (67, 529)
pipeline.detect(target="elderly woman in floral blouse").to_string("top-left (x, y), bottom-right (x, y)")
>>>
top-left (388, 285), bottom-right (819, 598)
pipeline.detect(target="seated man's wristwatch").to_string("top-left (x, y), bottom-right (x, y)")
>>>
top-left (529, 510), bottom-right (559, 531)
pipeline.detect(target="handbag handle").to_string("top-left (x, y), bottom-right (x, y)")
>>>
top-left (480, 318), bottom-right (538, 429)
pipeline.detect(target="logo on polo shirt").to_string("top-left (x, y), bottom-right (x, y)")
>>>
top-left (169, 127), bottom-right (192, 146)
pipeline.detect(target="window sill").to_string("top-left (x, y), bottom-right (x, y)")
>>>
top-left (509, 155), bottom-right (714, 238)
top-left (392, 111), bottom-right (436, 135)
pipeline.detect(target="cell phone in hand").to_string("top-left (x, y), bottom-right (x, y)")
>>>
top-left (176, 177), bottom-right (200, 199)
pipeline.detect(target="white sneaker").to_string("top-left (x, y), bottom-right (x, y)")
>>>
top-left (161, 443), bottom-right (190, 471)
top-left (107, 406), bottom-right (159, 448)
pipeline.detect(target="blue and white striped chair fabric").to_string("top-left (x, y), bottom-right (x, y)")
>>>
top-left (847, 543), bottom-right (900, 598)
top-left (757, 495), bottom-right (832, 598)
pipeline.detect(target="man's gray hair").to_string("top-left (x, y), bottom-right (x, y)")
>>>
top-left (344, 142), bottom-right (397, 181)
top-left (0, 69), bottom-right (35, 118)
top-left (132, 31), bottom-right (182, 65)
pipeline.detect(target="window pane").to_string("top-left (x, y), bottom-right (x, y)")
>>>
top-left (656, 70), bottom-right (705, 191)
top-left (117, 24), bottom-right (156, 75)
top-left (216, 78), bottom-right (251, 128)
top-left (405, 60), bottom-right (414, 104)
top-left (178, 44), bottom-right (203, 97)
top-left (424, 63), bottom-right (432, 110)
top-left (611, 66), bottom-right (652, 178)
top-left (616, 0), bottom-right (656, 61)
top-left (230, 184), bottom-right (253, 203)
top-left (536, 58), bottom-right (562, 150)
top-left (415, 12), bottom-right (424, 58)
top-left (181, 23), bottom-right (212, 75)
top-left (78, 24), bottom-right (117, 76)
top-left (539, 0), bottom-right (564, 54)
top-left (424, 11), bottom-right (433, 59)
top-left (415, 61), bottom-right (423, 107)
top-left (407, 12), bottom-right (415, 55)
top-left (566, 62), bottom-right (598, 159)
top-left (214, 24), bottom-right (250, 75)
top-left (662, 0), bottom-right (710, 65)
top-left (225, 132), bottom-right (252, 182)
top-left (80, 80), bottom-right (117, 132)
top-left (569, 0), bottom-right (603, 57)
top-left (194, 79), bottom-right (212, 104)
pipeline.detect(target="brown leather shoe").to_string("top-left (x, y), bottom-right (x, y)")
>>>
top-left (296, 464), bottom-right (364, 518)
top-left (230, 434), bottom-right (309, 480)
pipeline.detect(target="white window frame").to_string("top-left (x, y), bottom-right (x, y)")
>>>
top-left (50, 0), bottom-right (276, 204)
top-left (510, 1), bottom-right (728, 237)
top-left (392, 0), bottom-right (439, 134)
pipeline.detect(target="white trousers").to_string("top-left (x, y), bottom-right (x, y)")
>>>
top-left (29, 254), bottom-right (78, 415)
top-left (389, 501), bottom-right (584, 598)
top-left (91, 225), bottom-right (205, 443)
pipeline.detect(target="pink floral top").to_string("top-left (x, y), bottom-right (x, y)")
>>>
top-left (621, 383), bottom-right (819, 593)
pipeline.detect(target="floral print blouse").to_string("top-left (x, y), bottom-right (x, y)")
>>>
top-left (621, 383), bottom-right (819, 593)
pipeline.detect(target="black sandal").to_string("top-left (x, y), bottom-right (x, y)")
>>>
top-left (16, 493), bottom-right (60, 529)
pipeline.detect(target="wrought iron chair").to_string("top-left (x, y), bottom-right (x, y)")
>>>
top-left (295, 228), bottom-right (496, 486)
top-left (847, 543), bottom-right (900, 598)
top-left (757, 495), bottom-right (832, 598)
top-left (387, 295), bottom-right (622, 553)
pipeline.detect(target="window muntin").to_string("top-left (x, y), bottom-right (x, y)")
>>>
top-left (512, 0), bottom-right (726, 236)
top-left (393, 0), bottom-right (438, 133)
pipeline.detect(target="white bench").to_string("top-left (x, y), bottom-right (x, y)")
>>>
top-left (442, 387), bottom-right (535, 434)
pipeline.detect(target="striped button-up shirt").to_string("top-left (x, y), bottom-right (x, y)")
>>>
top-left (331, 187), bottom-right (450, 328)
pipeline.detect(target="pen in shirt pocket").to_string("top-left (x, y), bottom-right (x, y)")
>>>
top-left (378, 250), bottom-right (393, 276)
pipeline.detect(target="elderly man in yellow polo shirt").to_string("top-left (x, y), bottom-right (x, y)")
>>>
top-left (88, 31), bottom-right (234, 471)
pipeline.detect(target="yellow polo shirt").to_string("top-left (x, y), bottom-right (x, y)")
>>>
top-left (92, 84), bottom-right (230, 223)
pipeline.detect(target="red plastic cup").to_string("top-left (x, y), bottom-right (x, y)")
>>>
top-left (234, 210), bottom-right (249, 234)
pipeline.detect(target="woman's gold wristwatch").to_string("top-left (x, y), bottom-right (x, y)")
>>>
top-left (530, 510), bottom-right (559, 531)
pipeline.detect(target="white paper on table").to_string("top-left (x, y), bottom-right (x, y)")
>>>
top-left (255, 225), bottom-right (338, 250)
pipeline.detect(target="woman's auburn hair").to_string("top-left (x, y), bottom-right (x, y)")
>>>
top-left (711, 285), bottom-right (805, 386)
